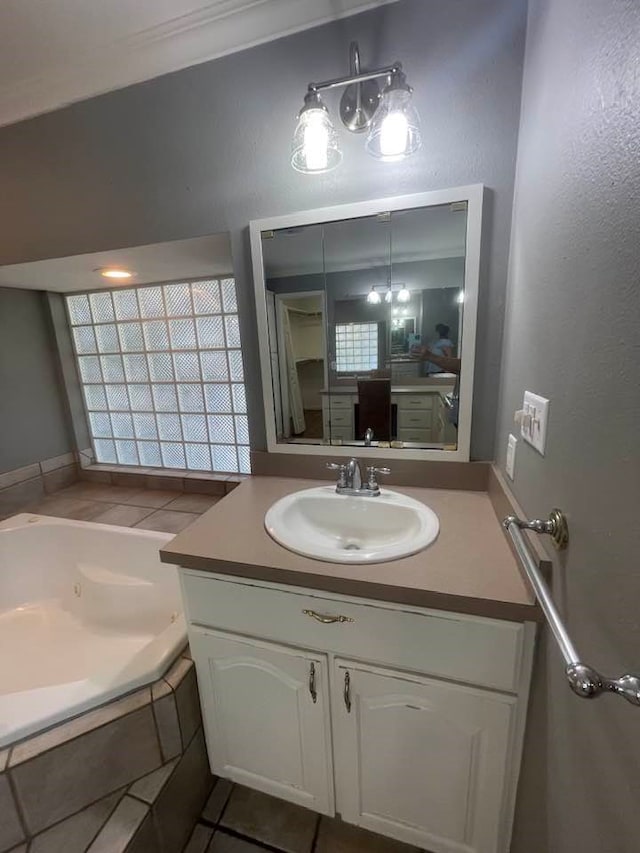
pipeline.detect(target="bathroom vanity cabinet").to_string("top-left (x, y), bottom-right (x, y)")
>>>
top-left (181, 571), bottom-right (535, 853)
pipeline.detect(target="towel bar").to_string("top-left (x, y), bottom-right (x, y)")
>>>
top-left (503, 512), bottom-right (640, 706)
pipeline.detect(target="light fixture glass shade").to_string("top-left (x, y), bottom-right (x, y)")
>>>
top-left (367, 287), bottom-right (381, 304)
top-left (291, 93), bottom-right (342, 174)
top-left (397, 286), bottom-right (411, 303)
top-left (366, 73), bottom-right (421, 162)
top-left (384, 287), bottom-right (393, 303)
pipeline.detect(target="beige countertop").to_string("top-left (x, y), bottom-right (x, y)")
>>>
top-left (160, 476), bottom-right (539, 623)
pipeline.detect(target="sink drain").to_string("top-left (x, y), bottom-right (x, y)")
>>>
top-left (342, 542), bottom-right (361, 551)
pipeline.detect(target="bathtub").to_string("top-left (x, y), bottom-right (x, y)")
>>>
top-left (0, 513), bottom-right (187, 747)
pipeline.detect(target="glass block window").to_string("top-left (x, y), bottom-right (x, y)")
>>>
top-left (335, 322), bottom-right (379, 373)
top-left (67, 279), bottom-right (250, 474)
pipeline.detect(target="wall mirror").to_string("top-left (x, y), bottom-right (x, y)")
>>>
top-left (251, 185), bottom-right (482, 461)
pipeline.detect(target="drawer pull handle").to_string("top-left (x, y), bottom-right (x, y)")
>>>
top-left (309, 662), bottom-right (317, 703)
top-left (344, 671), bottom-right (352, 713)
top-left (303, 609), bottom-right (354, 624)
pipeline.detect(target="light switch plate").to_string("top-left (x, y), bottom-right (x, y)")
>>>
top-left (506, 434), bottom-right (517, 479)
top-left (521, 391), bottom-right (550, 455)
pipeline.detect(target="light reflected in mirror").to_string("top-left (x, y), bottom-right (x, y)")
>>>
top-left (262, 201), bottom-right (467, 451)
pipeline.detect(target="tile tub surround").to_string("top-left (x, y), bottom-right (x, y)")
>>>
top-left (0, 445), bottom-right (244, 523)
top-left (0, 451), bottom-right (78, 519)
top-left (2, 479), bottom-right (227, 533)
top-left (78, 459), bottom-right (247, 496)
top-left (0, 651), bottom-right (212, 853)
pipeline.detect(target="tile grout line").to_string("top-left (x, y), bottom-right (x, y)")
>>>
top-left (5, 762), bottom-right (30, 843)
top-left (310, 812), bottom-right (321, 852)
top-left (74, 787), bottom-right (126, 851)
top-left (212, 826), bottom-right (293, 853)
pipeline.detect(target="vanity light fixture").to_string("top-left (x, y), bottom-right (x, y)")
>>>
top-left (292, 42), bottom-right (421, 174)
top-left (291, 91), bottom-right (342, 173)
top-left (366, 70), bottom-right (421, 161)
top-left (384, 286), bottom-right (393, 303)
top-left (397, 285), bottom-right (411, 303)
top-left (366, 286), bottom-right (382, 305)
top-left (96, 267), bottom-right (134, 280)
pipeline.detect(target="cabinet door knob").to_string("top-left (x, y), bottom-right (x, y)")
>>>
top-left (309, 662), bottom-right (317, 703)
top-left (344, 671), bottom-right (352, 713)
top-left (303, 609), bottom-right (354, 624)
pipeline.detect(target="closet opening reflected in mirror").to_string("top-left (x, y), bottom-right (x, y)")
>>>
top-left (251, 186), bottom-right (482, 462)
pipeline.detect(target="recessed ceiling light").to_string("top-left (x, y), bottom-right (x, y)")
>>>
top-left (95, 267), bottom-right (134, 280)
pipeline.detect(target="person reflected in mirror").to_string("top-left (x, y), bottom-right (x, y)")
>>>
top-left (425, 323), bottom-right (454, 374)
top-left (411, 346), bottom-right (460, 375)
top-left (408, 344), bottom-right (461, 430)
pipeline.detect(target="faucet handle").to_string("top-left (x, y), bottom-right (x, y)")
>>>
top-left (366, 465), bottom-right (391, 491)
top-left (326, 461), bottom-right (348, 488)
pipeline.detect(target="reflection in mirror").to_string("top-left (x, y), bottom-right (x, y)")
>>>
top-left (260, 199), bottom-right (468, 452)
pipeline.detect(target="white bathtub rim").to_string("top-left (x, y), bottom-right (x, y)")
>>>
top-left (0, 513), bottom-right (187, 748)
top-left (0, 512), bottom-right (175, 543)
top-left (0, 618), bottom-right (187, 750)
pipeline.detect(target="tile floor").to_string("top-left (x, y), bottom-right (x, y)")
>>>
top-left (186, 783), bottom-right (427, 853)
top-left (24, 481), bottom-right (220, 533)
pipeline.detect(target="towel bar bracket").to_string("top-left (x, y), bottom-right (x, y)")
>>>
top-left (566, 664), bottom-right (640, 705)
top-left (504, 508), bottom-right (569, 550)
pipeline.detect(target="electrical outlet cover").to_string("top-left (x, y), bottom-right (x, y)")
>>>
top-left (521, 391), bottom-right (550, 455)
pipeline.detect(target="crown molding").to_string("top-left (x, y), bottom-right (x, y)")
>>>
top-left (0, 0), bottom-right (397, 128)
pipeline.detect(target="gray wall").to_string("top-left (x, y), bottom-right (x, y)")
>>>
top-left (495, 1), bottom-right (640, 851)
top-left (0, 288), bottom-right (74, 472)
top-left (0, 0), bottom-right (527, 460)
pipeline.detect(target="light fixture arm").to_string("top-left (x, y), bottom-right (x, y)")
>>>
top-left (308, 62), bottom-right (401, 95)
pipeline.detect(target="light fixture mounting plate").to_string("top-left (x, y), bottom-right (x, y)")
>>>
top-left (339, 78), bottom-right (380, 132)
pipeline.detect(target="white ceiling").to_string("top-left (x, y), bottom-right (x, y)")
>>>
top-left (0, 234), bottom-right (232, 292)
top-left (263, 204), bottom-right (468, 277)
top-left (0, 0), bottom-right (396, 128)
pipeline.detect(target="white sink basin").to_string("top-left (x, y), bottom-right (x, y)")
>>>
top-left (264, 486), bottom-right (439, 564)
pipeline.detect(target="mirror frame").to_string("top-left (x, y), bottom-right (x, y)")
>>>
top-left (250, 184), bottom-right (483, 462)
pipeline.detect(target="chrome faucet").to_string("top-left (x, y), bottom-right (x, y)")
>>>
top-left (327, 457), bottom-right (390, 497)
top-left (364, 427), bottom-right (374, 446)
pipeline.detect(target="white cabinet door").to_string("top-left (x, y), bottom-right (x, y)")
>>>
top-left (190, 628), bottom-right (334, 815)
top-left (332, 660), bottom-right (515, 853)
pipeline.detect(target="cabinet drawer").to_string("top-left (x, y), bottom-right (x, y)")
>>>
top-left (398, 409), bottom-right (431, 429)
top-left (181, 572), bottom-right (526, 693)
top-left (396, 395), bottom-right (434, 411)
top-left (327, 397), bottom-right (353, 410)
top-left (328, 427), bottom-right (353, 442)
top-left (328, 411), bottom-right (353, 427)
top-left (397, 428), bottom-right (432, 443)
